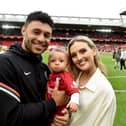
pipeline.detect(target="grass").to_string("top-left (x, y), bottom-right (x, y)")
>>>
top-left (100, 52), bottom-right (126, 126)
top-left (42, 51), bottom-right (126, 126)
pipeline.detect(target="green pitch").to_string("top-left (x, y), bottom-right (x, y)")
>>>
top-left (100, 53), bottom-right (126, 126)
top-left (42, 51), bottom-right (126, 126)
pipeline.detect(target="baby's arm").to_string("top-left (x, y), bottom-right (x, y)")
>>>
top-left (66, 93), bottom-right (79, 112)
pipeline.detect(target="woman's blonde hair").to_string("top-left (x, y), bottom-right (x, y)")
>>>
top-left (67, 35), bottom-right (107, 79)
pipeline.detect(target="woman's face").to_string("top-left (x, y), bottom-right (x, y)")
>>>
top-left (69, 41), bottom-right (96, 72)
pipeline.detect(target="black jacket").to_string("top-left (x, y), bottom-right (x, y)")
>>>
top-left (0, 43), bottom-right (56, 126)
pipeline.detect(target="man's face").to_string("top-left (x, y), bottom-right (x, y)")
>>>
top-left (21, 21), bottom-right (52, 55)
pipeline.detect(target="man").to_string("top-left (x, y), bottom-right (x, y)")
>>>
top-left (113, 47), bottom-right (121, 69)
top-left (120, 48), bottom-right (126, 70)
top-left (0, 11), bottom-right (69, 126)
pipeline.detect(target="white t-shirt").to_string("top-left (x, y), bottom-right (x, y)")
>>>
top-left (69, 68), bottom-right (116, 126)
top-left (120, 50), bottom-right (126, 60)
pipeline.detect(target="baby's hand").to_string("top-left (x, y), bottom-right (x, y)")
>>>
top-left (66, 102), bottom-right (78, 112)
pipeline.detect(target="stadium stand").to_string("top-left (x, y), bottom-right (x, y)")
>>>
top-left (0, 13), bottom-right (126, 52)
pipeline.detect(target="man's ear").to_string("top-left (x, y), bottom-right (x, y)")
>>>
top-left (21, 25), bottom-right (26, 36)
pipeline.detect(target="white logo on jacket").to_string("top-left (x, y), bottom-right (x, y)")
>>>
top-left (24, 72), bottom-right (31, 76)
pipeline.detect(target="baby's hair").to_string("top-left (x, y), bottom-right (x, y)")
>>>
top-left (48, 46), bottom-right (68, 62)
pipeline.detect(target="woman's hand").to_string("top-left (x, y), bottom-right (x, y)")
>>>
top-left (53, 108), bottom-right (70, 126)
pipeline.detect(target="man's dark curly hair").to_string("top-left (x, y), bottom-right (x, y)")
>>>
top-left (25, 11), bottom-right (54, 28)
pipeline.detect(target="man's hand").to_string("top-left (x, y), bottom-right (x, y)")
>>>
top-left (51, 78), bottom-right (69, 107)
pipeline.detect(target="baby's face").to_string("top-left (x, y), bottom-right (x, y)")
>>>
top-left (49, 51), bottom-right (68, 72)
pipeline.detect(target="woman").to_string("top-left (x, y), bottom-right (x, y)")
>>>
top-left (67, 35), bottom-right (116, 126)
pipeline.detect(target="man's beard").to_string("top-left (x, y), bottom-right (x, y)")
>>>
top-left (24, 39), bottom-right (33, 53)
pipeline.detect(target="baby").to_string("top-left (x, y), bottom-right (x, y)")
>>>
top-left (46, 46), bottom-right (79, 118)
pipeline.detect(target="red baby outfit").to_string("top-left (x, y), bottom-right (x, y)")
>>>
top-left (46, 71), bottom-right (79, 115)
